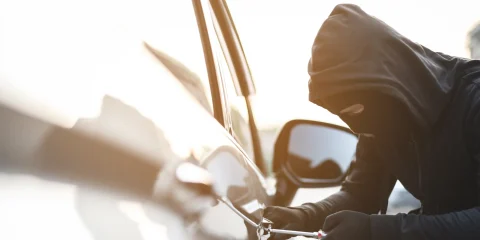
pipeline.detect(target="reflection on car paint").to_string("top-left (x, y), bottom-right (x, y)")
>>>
top-left (203, 149), bottom-right (250, 199)
top-left (198, 146), bottom-right (268, 239)
top-left (0, 173), bottom-right (188, 240)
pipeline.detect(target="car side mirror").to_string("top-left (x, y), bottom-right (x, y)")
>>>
top-left (272, 120), bottom-right (358, 205)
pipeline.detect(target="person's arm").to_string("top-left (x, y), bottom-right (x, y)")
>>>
top-left (369, 208), bottom-right (480, 240)
top-left (300, 135), bottom-right (396, 231)
top-left (369, 85), bottom-right (480, 240)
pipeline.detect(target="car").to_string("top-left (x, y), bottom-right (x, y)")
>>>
top-left (0, 0), bottom-right (419, 239)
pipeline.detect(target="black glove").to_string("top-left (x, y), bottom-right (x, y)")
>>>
top-left (323, 210), bottom-right (371, 240)
top-left (263, 206), bottom-right (309, 240)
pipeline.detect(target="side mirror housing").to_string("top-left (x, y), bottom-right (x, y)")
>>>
top-left (272, 120), bottom-right (358, 205)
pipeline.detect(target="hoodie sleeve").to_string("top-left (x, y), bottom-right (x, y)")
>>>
top-left (370, 208), bottom-right (480, 240)
top-left (300, 135), bottom-right (396, 231)
top-left (369, 83), bottom-right (480, 240)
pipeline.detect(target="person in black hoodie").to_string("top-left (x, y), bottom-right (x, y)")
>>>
top-left (264, 4), bottom-right (480, 240)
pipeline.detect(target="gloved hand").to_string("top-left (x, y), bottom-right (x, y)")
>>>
top-left (263, 206), bottom-right (309, 240)
top-left (322, 210), bottom-right (371, 240)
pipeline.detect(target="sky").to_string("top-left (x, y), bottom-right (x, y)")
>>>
top-left (227, 0), bottom-right (480, 128)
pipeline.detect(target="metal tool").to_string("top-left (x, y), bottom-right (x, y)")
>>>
top-left (218, 197), bottom-right (327, 239)
top-left (259, 218), bottom-right (327, 239)
top-left (269, 228), bottom-right (327, 239)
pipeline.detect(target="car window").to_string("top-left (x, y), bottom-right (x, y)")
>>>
top-left (201, 3), bottom-right (255, 159)
top-left (215, 48), bottom-right (254, 159)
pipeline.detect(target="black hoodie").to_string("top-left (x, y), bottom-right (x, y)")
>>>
top-left (302, 4), bottom-right (480, 240)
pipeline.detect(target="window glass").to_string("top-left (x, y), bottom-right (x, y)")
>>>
top-left (217, 50), bottom-right (254, 159)
top-left (200, 2), bottom-right (254, 159)
top-left (208, 36), bottom-right (254, 159)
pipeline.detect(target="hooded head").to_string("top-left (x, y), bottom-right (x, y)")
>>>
top-left (308, 4), bottom-right (467, 139)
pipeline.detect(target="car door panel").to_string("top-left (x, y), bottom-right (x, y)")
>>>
top-left (0, 0), bottom-right (268, 238)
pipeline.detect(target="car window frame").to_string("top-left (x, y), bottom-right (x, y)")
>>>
top-left (192, 0), bottom-right (227, 126)
top-left (204, 0), bottom-right (267, 174)
top-left (208, 0), bottom-right (256, 97)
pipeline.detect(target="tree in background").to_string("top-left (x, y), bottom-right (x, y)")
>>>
top-left (468, 22), bottom-right (480, 59)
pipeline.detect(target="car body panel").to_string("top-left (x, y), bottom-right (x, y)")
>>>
top-left (0, 0), bottom-right (267, 239)
top-left (0, 173), bottom-right (190, 240)
top-left (0, 0), bottom-right (420, 239)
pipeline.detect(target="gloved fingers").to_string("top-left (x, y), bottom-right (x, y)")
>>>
top-left (264, 206), bottom-right (281, 217)
top-left (269, 233), bottom-right (289, 240)
top-left (264, 206), bottom-right (287, 223)
top-left (323, 211), bottom-right (347, 232)
top-left (321, 230), bottom-right (336, 240)
top-left (322, 227), bottom-right (343, 240)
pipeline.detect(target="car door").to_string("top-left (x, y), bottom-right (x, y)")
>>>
top-left (187, 1), bottom-right (272, 239)
top-left (92, 0), bottom-right (271, 239)
top-left (0, 0), bottom-right (268, 239)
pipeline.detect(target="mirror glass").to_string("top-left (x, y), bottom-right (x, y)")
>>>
top-left (287, 123), bottom-right (358, 180)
